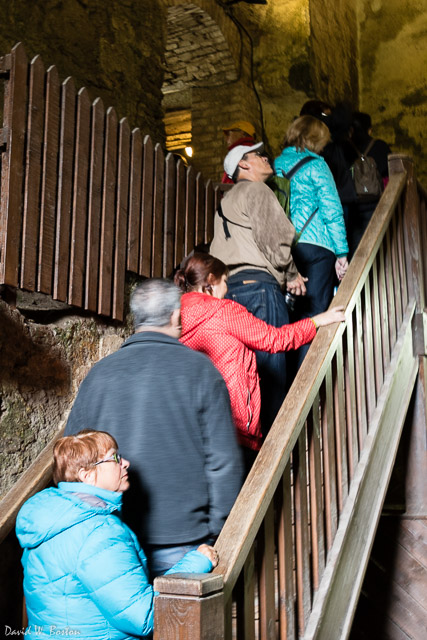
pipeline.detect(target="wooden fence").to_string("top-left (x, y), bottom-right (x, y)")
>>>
top-left (0, 42), bottom-right (219, 321)
top-left (154, 156), bottom-right (427, 639)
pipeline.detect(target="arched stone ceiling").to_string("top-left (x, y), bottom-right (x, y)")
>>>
top-left (162, 3), bottom-right (237, 96)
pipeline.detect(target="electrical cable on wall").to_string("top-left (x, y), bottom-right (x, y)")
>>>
top-left (215, 0), bottom-right (271, 157)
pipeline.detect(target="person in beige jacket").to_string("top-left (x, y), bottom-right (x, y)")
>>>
top-left (210, 142), bottom-right (307, 434)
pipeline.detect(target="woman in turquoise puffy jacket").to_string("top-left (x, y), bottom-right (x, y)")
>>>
top-left (16, 430), bottom-right (217, 640)
top-left (274, 115), bottom-right (349, 366)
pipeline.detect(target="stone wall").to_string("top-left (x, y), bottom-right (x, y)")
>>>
top-left (0, 0), bottom-right (167, 142)
top-left (0, 295), bottom-right (130, 498)
top-left (357, 0), bottom-right (427, 185)
top-left (236, 0), bottom-right (313, 158)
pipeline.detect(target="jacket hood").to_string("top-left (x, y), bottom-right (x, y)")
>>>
top-left (16, 482), bottom-right (122, 550)
top-left (180, 292), bottom-right (225, 339)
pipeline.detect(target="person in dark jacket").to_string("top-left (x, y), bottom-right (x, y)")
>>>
top-left (65, 279), bottom-right (243, 577)
top-left (347, 111), bottom-right (392, 258)
top-left (16, 430), bottom-right (217, 640)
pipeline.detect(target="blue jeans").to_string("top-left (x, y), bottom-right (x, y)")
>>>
top-left (290, 243), bottom-right (336, 367)
top-left (226, 270), bottom-right (289, 435)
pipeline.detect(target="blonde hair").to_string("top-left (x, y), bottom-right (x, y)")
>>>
top-left (52, 430), bottom-right (118, 485)
top-left (282, 115), bottom-right (331, 154)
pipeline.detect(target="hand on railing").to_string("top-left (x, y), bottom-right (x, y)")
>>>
top-left (197, 544), bottom-right (219, 568)
top-left (312, 306), bottom-right (346, 327)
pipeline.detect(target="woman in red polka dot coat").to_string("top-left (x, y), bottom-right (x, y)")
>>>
top-left (175, 253), bottom-right (345, 466)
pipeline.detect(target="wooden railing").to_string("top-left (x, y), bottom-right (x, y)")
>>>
top-left (153, 156), bottom-right (427, 639)
top-left (0, 42), bottom-right (219, 321)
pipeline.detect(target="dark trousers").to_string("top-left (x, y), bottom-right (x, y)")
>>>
top-left (226, 270), bottom-right (289, 436)
top-left (290, 242), bottom-right (336, 369)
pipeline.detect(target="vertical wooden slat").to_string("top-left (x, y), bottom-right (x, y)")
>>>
top-left (185, 165), bottom-right (195, 257)
top-left (127, 128), bottom-right (142, 274)
top-left (98, 106), bottom-right (117, 316)
top-left (277, 461), bottom-right (296, 639)
top-left (152, 143), bottom-right (165, 277)
top-left (234, 548), bottom-right (256, 640)
top-left (344, 314), bottom-right (358, 477)
top-left (363, 277), bottom-right (376, 421)
top-left (53, 76), bottom-right (76, 301)
top-left (140, 135), bottom-right (154, 276)
top-left (174, 159), bottom-right (186, 269)
top-left (322, 370), bottom-right (338, 548)
top-left (68, 87), bottom-right (91, 307)
top-left (112, 118), bottom-right (130, 321)
top-left (205, 179), bottom-right (214, 244)
top-left (257, 502), bottom-right (276, 640)
top-left (294, 428), bottom-right (311, 634)
top-left (385, 225), bottom-right (397, 348)
top-left (85, 97), bottom-right (104, 312)
top-left (308, 397), bottom-right (326, 589)
top-left (163, 153), bottom-right (177, 278)
top-left (322, 369), bottom-right (338, 550)
top-left (371, 258), bottom-right (384, 396)
top-left (0, 42), bottom-right (28, 286)
top-left (378, 243), bottom-right (391, 368)
top-left (20, 55), bottom-right (44, 291)
top-left (38, 65), bottom-right (60, 294)
top-left (224, 596), bottom-right (233, 640)
top-left (354, 297), bottom-right (368, 448)
top-left (391, 212), bottom-right (403, 325)
top-left (243, 547), bottom-right (256, 640)
top-left (195, 172), bottom-right (204, 247)
top-left (396, 201), bottom-right (409, 313)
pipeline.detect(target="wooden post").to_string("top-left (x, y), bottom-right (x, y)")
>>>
top-left (154, 573), bottom-right (224, 640)
top-left (388, 154), bottom-right (427, 516)
top-left (388, 154), bottom-right (425, 311)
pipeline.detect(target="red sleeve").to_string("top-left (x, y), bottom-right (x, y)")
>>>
top-left (220, 300), bottom-right (316, 352)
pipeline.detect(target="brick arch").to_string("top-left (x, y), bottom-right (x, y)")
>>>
top-left (162, 0), bottom-right (259, 182)
top-left (164, 0), bottom-right (243, 78)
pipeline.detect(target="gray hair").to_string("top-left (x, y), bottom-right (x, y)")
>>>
top-left (130, 279), bottom-right (182, 328)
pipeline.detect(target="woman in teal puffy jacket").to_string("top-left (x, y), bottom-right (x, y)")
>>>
top-left (274, 115), bottom-right (349, 366)
top-left (16, 430), bottom-right (217, 640)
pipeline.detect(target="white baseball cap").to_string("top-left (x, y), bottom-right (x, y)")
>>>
top-left (224, 142), bottom-right (264, 179)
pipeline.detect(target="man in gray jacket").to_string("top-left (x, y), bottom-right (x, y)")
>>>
top-left (210, 142), bottom-right (307, 435)
top-left (65, 279), bottom-right (243, 577)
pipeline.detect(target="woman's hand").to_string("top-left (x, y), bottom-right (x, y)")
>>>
top-left (197, 544), bottom-right (219, 568)
top-left (335, 257), bottom-right (348, 281)
top-left (313, 306), bottom-right (345, 327)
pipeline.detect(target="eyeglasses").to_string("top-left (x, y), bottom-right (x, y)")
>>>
top-left (244, 151), bottom-right (263, 160)
top-left (93, 452), bottom-right (122, 466)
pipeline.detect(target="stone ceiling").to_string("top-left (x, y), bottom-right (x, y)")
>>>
top-left (162, 3), bottom-right (237, 96)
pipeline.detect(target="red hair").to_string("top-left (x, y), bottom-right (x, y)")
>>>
top-left (52, 430), bottom-right (118, 485)
top-left (174, 252), bottom-right (228, 294)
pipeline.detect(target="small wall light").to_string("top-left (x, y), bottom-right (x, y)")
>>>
top-left (185, 146), bottom-right (193, 157)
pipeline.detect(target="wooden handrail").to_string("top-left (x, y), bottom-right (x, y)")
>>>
top-left (213, 169), bottom-right (407, 598)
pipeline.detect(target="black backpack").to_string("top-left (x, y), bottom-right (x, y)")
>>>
top-left (351, 139), bottom-right (383, 200)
